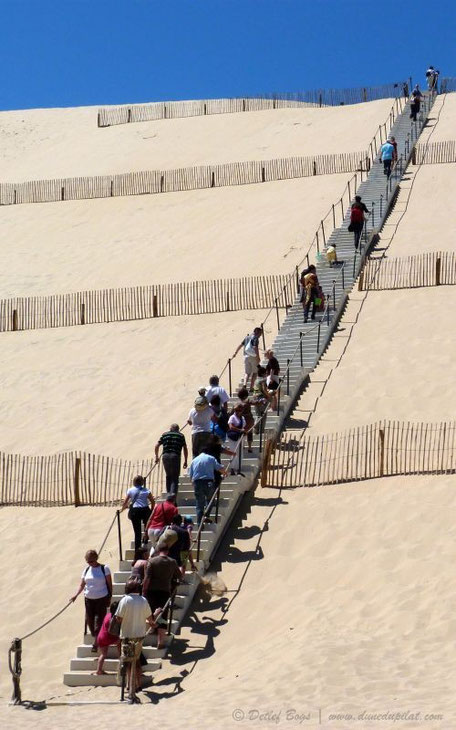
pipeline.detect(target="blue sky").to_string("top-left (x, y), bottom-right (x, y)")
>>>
top-left (0, 0), bottom-right (454, 110)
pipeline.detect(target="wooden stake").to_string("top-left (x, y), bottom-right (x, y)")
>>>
top-left (379, 428), bottom-right (385, 477)
top-left (74, 456), bottom-right (81, 507)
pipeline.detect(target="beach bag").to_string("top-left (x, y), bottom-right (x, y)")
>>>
top-left (108, 614), bottom-right (121, 637)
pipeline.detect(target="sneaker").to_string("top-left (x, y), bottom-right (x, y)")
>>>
top-left (91, 643), bottom-right (98, 653)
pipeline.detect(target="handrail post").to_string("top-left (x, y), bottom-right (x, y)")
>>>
top-left (380, 195), bottom-right (383, 218)
top-left (342, 264), bottom-right (345, 289)
top-left (326, 301), bottom-right (330, 325)
top-left (167, 593), bottom-right (175, 635)
top-left (286, 360), bottom-right (290, 395)
top-left (259, 412), bottom-right (263, 452)
top-left (371, 201), bottom-right (375, 228)
top-left (228, 357), bottom-right (232, 397)
top-left (215, 485), bottom-right (220, 523)
top-left (295, 265), bottom-right (300, 294)
top-left (299, 332), bottom-right (303, 367)
top-left (8, 638), bottom-right (22, 704)
top-left (275, 298), bottom-right (280, 331)
top-left (321, 220), bottom-right (326, 247)
top-left (317, 322), bottom-right (321, 352)
top-left (277, 385), bottom-right (281, 413)
top-left (116, 509), bottom-right (123, 562)
top-left (332, 281), bottom-right (336, 311)
top-left (196, 526), bottom-right (202, 563)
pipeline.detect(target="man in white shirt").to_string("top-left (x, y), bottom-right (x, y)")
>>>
top-left (232, 327), bottom-right (262, 390)
top-left (116, 579), bottom-right (155, 701)
top-left (204, 375), bottom-right (229, 409)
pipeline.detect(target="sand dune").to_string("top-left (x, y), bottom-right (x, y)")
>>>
top-left (2, 94), bottom-right (454, 730)
top-left (0, 99), bottom-right (393, 182)
top-left (0, 309), bottom-right (272, 456)
top-left (0, 174), bottom-right (352, 298)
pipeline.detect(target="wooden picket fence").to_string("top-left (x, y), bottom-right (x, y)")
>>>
top-left (97, 83), bottom-right (403, 127)
top-left (0, 274), bottom-right (293, 333)
top-left (0, 151), bottom-right (369, 208)
top-left (359, 251), bottom-right (456, 291)
top-left (264, 420), bottom-right (456, 488)
top-left (0, 451), bottom-right (164, 506)
top-left (413, 140), bottom-right (456, 165)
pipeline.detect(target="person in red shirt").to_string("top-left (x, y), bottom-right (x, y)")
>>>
top-left (145, 494), bottom-right (178, 549)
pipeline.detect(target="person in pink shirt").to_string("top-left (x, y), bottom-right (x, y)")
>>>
top-left (95, 600), bottom-right (120, 675)
top-left (145, 493), bottom-right (178, 548)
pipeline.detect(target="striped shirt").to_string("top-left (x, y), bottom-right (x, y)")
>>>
top-left (158, 431), bottom-right (186, 455)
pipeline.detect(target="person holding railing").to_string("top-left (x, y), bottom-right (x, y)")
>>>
top-left (188, 448), bottom-right (227, 525)
top-left (142, 545), bottom-right (181, 650)
top-left (120, 475), bottom-right (155, 552)
top-left (379, 139), bottom-right (395, 179)
top-left (70, 549), bottom-right (113, 653)
top-left (115, 579), bottom-right (156, 699)
top-left (232, 327), bottom-right (263, 391)
top-left (410, 85), bottom-right (423, 122)
top-left (154, 424), bottom-right (188, 496)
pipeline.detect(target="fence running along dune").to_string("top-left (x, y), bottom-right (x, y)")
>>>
top-left (0, 275), bottom-right (292, 333)
top-left (0, 151), bottom-right (369, 207)
top-left (413, 139), bottom-right (456, 165)
top-left (265, 420), bottom-right (456, 488)
top-left (97, 82), bottom-right (403, 127)
top-left (0, 451), bottom-right (162, 506)
top-left (359, 251), bottom-right (456, 291)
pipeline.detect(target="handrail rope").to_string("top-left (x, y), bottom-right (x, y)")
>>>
top-left (19, 601), bottom-right (73, 643)
top-left (363, 92), bottom-right (438, 291)
top-left (274, 93), bottom-right (437, 478)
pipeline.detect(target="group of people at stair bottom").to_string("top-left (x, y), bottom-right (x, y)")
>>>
top-left (70, 503), bottom-right (190, 690)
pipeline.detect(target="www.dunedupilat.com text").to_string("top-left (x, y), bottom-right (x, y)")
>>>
top-left (231, 708), bottom-right (444, 724)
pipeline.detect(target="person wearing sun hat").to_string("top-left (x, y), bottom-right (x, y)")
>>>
top-left (187, 394), bottom-right (216, 457)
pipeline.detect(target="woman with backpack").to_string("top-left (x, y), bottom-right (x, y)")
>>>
top-left (70, 549), bottom-right (112, 652)
top-left (348, 199), bottom-right (367, 250)
top-left (120, 475), bottom-right (155, 551)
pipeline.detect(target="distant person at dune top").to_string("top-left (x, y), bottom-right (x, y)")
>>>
top-left (232, 327), bottom-right (262, 390)
top-left (187, 395), bottom-right (216, 457)
top-left (426, 66), bottom-right (439, 91)
top-left (380, 139), bottom-right (395, 180)
top-left (205, 375), bottom-right (229, 409)
top-left (410, 85), bottom-right (423, 121)
top-left (154, 424), bottom-right (188, 496)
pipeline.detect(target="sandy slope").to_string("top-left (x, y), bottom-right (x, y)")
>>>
top-left (426, 90), bottom-right (456, 141)
top-left (0, 99), bottom-right (393, 182)
top-left (0, 174), bottom-right (352, 298)
top-left (0, 309), bottom-right (273, 457)
top-left (2, 474), bottom-right (455, 729)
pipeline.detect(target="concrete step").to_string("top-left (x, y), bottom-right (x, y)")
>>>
top-left (76, 643), bottom-right (167, 659)
top-left (69, 656), bottom-right (162, 672)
